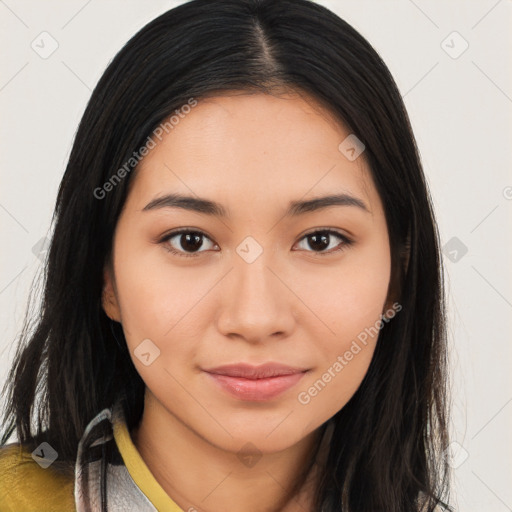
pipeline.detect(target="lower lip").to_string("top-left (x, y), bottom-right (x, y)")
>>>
top-left (204, 371), bottom-right (307, 401)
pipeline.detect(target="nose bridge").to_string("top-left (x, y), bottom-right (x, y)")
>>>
top-left (235, 248), bottom-right (276, 302)
top-left (216, 241), bottom-right (294, 341)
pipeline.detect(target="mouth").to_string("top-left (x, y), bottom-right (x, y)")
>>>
top-left (202, 362), bottom-right (310, 401)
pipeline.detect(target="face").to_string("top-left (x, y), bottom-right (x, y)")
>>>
top-left (102, 91), bottom-right (393, 455)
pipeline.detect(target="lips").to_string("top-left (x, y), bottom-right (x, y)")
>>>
top-left (203, 363), bottom-right (309, 401)
top-left (203, 362), bottom-right (309, 379)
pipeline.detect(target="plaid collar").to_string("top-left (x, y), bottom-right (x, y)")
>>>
top-left (74, 401), bottom-right (158, 511)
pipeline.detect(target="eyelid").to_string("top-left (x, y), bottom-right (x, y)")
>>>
top-left (299, 226), bottom-right (352, 240)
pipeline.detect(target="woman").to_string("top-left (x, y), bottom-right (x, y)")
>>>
top-left (0, 0), bottom-right (451, 510)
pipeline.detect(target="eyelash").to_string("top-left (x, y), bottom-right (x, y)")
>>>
top-left (158, 228), bottom-right (354, 258)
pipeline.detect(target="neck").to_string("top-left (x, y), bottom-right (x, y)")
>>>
top-left (130, 392), bottom-right (333, 512)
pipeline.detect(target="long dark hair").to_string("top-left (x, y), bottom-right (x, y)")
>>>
top-left (1, 0), bottom-right (451, 510)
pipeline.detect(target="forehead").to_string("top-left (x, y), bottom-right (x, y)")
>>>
top-left (130, 91), bottom-right (377, 215)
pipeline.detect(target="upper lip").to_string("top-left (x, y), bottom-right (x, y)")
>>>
top-left (203, 363), bottom-right (309, 379)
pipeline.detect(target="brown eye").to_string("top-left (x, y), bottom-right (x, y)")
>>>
top-left (160, 230), bottom-right (216, 257)
top-left (295, 229), bottom-right (353, 255)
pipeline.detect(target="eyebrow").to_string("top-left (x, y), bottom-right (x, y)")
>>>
top-left (142, 192), bottom-right (370, 217)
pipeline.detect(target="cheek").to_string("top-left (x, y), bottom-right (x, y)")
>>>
top-left (296, 343), bottom-right (376, 419)
top-left (110, 243), bottom-right (210, 383)
top-left (112, 237), bottom-right (211, 337)
top-left (113, 261), bottom-right (202, 403)
top-left (293, 240), bottom-right (390, 411)
top-left (294, 240), bottom-right (391, 343)
top-left (295, 274), bottom-right (390, 415)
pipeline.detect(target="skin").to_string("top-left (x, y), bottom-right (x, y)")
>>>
top-left (102, 90), bottom-right (394, 512)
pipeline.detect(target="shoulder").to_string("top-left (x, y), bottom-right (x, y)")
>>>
top-left (428, 501), bottom-right (453, 512)
top-left (0, 442), bottom-right (75, 512)
top-left (417, 493), bottom-right (453, 512)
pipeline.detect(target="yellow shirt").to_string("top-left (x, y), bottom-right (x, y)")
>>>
top-left (0, 402), bottom-right (184, 512)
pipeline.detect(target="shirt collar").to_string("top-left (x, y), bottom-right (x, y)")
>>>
top-left (74, 400), bottom-right (182, 511)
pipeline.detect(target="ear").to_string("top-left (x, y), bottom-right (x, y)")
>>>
top-left (102, 265), bottom-right (122, 322)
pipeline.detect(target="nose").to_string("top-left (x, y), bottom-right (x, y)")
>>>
top-left (215, 249), bottom-right (296, 344)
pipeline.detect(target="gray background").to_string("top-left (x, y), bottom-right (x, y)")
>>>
top-left (1, 1), bottom-right (511, 510)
